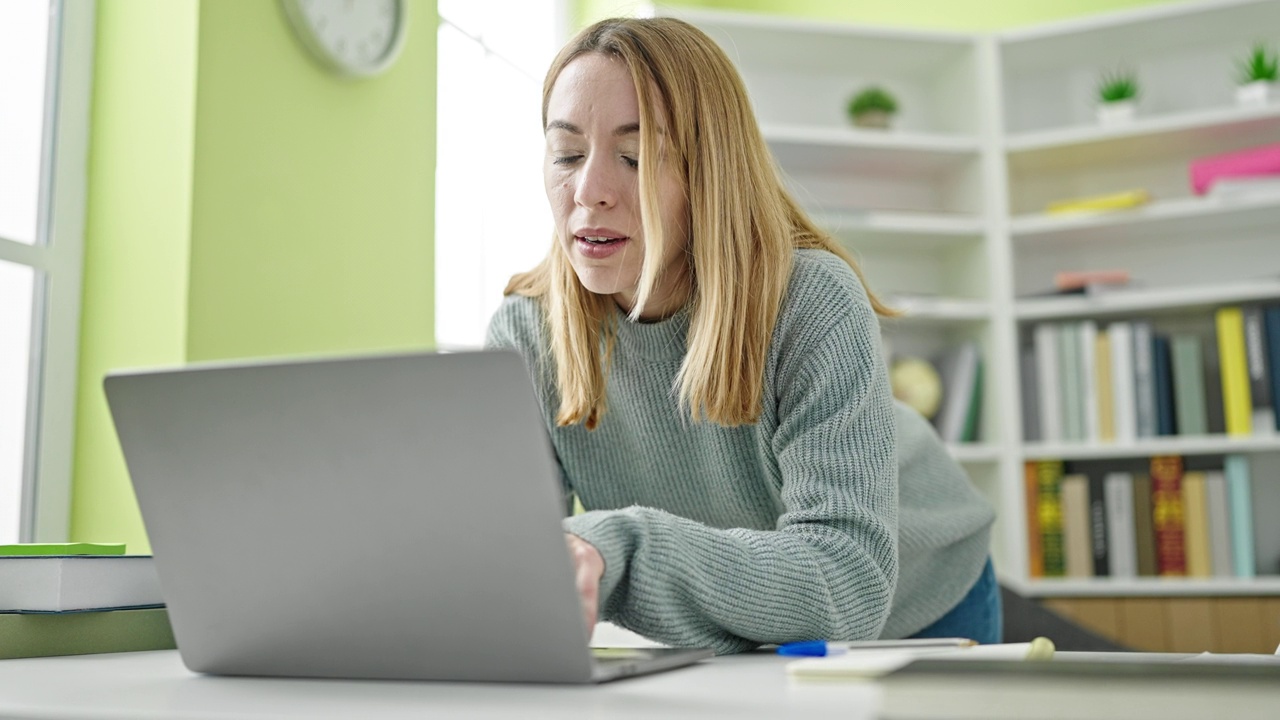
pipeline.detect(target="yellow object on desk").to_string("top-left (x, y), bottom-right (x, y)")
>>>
top-left (786, 636), bottom-right (1055, 680)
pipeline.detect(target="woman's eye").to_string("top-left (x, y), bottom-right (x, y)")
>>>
top-left (552, 154), bottom-right (582, 166)
top-left (622, 156), bottom-right (639, 169)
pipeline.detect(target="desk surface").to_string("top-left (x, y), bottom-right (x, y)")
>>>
top-left (2, 649), bottom-right (1279, 720)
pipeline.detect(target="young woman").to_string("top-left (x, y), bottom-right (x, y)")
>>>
top-left (485, 17), bottom-right (999, 654)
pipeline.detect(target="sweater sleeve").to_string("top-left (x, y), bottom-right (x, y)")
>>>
top-left (563, 295), bottom-right (899, 654)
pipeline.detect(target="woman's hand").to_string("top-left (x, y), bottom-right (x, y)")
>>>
top-left (565, 533), bottom-right (605, 632)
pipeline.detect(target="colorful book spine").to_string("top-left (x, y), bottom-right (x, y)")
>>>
top-left (1132, 321), bottom-right (1157, 438)
top-left (1243, 306), bottom-right (1274, 436)
top-left (1152, 334), bottom-right (1176, 436)
top-left (1034, 325), bottom-right (1062, 443)
top-left (1203, 470), bottom-right (1234, 578)
top-left (1025, 462), bottom-right (1043, 578)
top-left (1224, 454), bottom-right (1256, 578)
top-left (1108, 322), bottom-right (1137, 443)
top-left (1132, 473), bottom-right (1158, 577)
top-left (1181, 471), bottom-right (1211, 578)
top-left (1087, 472), bottom-right (1110, 577)
top-left (1150, 455), bottom-right (1186, 577)
top-left (1095, 328), bottom-right (1115, 443)
top-left (1037, 460), bottom-right (1066, 577)
top-left (1216, 307), bottom-right (1253, 436)
top-left (1171, 335), bottom-right (1208, 436)
top-left (1021, 344), bottom-right (1041, 443)
top-left (1059, 323), bottom-right (1083, 442)
top-left (1266, 305), bottom-right (1280, 433)
top-left (1203, 331), bottom-right (1227, 435)
top-left (1061, 473), bottom-right (1093, 578)
top-left (1104, 471), bottom-right (1137, 578)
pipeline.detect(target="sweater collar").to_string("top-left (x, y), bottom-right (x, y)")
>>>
top-left (612, 303), bottom-right (689, 361)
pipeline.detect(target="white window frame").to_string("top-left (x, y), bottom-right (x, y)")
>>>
top-left (0, 0), bottom-right (95, 541)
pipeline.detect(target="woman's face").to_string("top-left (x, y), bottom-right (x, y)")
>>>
top-left (543, 53), bottom-right (690, 320)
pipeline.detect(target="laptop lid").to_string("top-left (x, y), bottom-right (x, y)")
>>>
top-left (105, 350), bottom-right (604, 682)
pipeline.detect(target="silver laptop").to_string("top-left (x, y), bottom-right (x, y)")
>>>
top-left (103, 350), bottom-right (712, 683)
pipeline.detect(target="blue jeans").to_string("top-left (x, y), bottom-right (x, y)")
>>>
top-left (907, 557), bottom-right (1002, 644)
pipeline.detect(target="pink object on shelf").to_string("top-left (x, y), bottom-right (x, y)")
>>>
top-left (1189, 143), bottom-right (1280, 195)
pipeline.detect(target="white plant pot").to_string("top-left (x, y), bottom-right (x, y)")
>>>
top-left (1236, 81), bottom-right (1275, 108)
top-left (1096, 101), bottom-right (1136, 126)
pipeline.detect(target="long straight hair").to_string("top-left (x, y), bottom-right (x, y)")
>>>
top-left (505, 17), bottom-right (894, 429)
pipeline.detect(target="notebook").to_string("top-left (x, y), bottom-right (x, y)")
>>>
top-left (103, 350), bottom-right (712, 683)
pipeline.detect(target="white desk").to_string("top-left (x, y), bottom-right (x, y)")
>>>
top-left (0, 650), bottom-right (877, 720)
top-left (2, 649), bottom-right (1278, 720)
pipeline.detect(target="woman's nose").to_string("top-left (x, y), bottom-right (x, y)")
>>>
top-left (573, 154), bottom-right (617, 209)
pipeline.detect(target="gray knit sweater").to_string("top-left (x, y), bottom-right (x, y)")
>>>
top-left (485, 249), bottom-right (995, 654)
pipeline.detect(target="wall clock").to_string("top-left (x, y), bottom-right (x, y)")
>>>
top-left (281, 0), bottom-right (408, 78)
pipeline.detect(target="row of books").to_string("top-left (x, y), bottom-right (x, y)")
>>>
top-left (1025, 455), bottom-right (1280, 579)
top-left (1020, 304), bottom-right (1280, 444)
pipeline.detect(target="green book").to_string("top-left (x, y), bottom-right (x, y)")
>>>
top-left (1057, 323), bottom-right (1083, 442)
top-left (0, 543), bottom-right (126, 556)
top-left (1171, 335), bottom-right (1208, 436)
top-left (0, 607), bottom-right (175, 659)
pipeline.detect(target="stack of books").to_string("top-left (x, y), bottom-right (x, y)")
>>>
top-left (0, 542), bottom-right (174, 659)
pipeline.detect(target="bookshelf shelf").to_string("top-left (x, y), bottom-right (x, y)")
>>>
top-left (1010, 193), bottom-right (1280, 241)
top-left (1014, 279), bottom-right (1280, 321)
top-left (1022, 435), bottom-right (1280, 461)
top-left (1005, 104), bottom-right (1280, 173)
top-left (1011, 577), bottom-right (1280, 598)
top-left (668, 0), bottom-right (1280, 602)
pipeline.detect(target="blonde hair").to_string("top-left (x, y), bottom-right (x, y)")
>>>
top-left (505, 17), bottom-right (894, 429)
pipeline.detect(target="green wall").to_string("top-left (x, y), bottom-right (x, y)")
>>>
top-left (579, 0), bottom-right (1180, 30)
top-left (70, 0), bottom-right (437, 551)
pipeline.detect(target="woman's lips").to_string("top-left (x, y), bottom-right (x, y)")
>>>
top-left (575, 235), bottom-right (630, 259)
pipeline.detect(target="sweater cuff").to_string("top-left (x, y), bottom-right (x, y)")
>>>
top-left (563, 510), bottom-right (635, 612)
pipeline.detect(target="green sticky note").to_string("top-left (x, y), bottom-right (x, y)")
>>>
top-left (0, 542), bottom-right (126, 556)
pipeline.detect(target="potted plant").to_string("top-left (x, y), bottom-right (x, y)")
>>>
top-left (1096, 68), bottom-right (1139, 125)
top-left (1235, 42), bottom-right (1278, 107)
top-left (847, 86), bottom-right (898, 129)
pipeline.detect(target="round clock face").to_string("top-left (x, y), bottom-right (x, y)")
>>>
top-left (281, 0), bottom-right (407, 77)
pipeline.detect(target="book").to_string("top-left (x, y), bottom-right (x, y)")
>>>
top-left (1132, 473), bottom-right (1158, 577)
top-left (933, 342), bottom-right (981, 444)
top-left (1132, 321), bottom-right (1157, 438)
top-left (1171, 334), bottom-right (1208, 436)
top-left (1203, 470), bottom-right (1234, 578)
top-left (1108, 322), bottom-right (1137, 444)
top-left (1079, 321), bottom-right (1101, 443)
top-left (961, 354), bottom-right (983, 443)
top-left (1207, 175), bottom-right (1280, 201)
top-left (1087, 472), bottom-right (1110, 577)
top-left (1020, 344), bottom-right (1041, 442)
top-left (1054, 269), bottom-right (1130, 292)
top-left (877, 657), bottom-right (1280, 720)
top-left (1242, 306), bottom-right (1274, 436)
top-left (0, 555), bottom-right (162, 612)
top-left (1150, 455), bottom-right (1186, 577)
top-left (1225, 454), bottom-right (1256, 578)
top-left (0, 607), bottom-right (175, 659)
top-left (1103, 472), bottom-right (1137, 578)
top-left (1152, 334), bottom-right (1176, 436)
top-left (1249, 456), bottom-right (1280, 576)
top-left (1181, 471), bottom-right (1211, 578)
top-left (1265, 305), bottom-right (1280, 432)
top-left (1189, 141), bottom-right (1280, 195)
top-left (1036, 460), bottom-right (1066, 577)
top-left (1216, 307), bottom-right (1253, 436)
top-left (1034, 324), bottom-right (1062, 443)
top-left (1045, 188), bottom-right (1152, 214)
top-left (1203, 328), bottom-right (1227, 435)
top-left (1094, 328), bottom-right (1115, 443)
top-left (1059, 323), bottom-right (1083, 442)
top-left (1024, 462), bottom-right (1043, 578)
top-left (1061, 473), bottom-right (1093, 578)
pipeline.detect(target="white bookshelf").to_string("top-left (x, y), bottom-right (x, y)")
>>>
top-left (661, 0), bottom-right (1280, 598)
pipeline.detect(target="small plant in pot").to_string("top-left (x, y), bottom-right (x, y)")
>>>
top-left (848, 86), bottom-right (898, 129)
top-left (1096, 68), bottom-right (1140, 125)
top-left (1235, 42), bottom-right (1278, 107)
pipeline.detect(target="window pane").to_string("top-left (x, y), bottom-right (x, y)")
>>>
top-left (0, 260), bottom-right (35, 543)
top-left (0, 0), bottom-right (50, 245)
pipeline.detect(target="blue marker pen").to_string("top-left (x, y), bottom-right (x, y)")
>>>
top-left (777, 637), bottom-right (975, 657)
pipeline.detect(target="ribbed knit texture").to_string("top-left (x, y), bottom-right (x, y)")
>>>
top-left (486, 249), bottom-right (994, 654)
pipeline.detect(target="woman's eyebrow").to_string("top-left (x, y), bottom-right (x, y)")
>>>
top-left (544, 120), bottom-right (641, 137)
